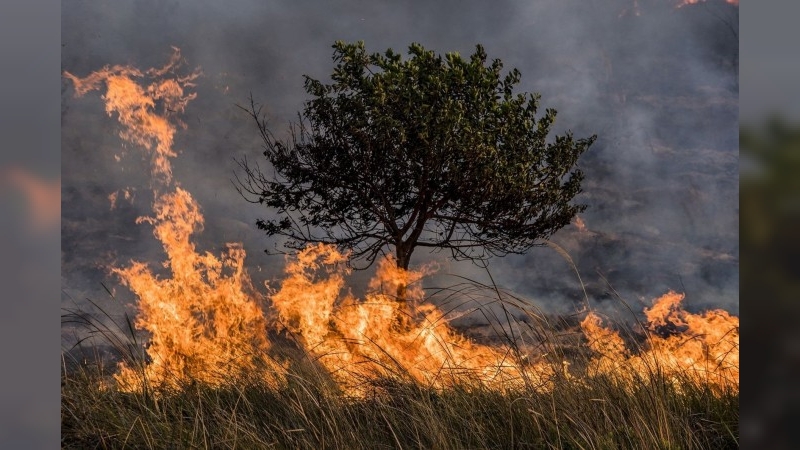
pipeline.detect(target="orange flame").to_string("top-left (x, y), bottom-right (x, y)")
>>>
top-left (270, 244), bottom-right (553, 393)
top-left (108, 188), bottom-right (134, 210)
top-left (64, 47), bottom-right (200, 185)
top-left (65, 48), bottom-right (280, 391)
top-left (64, 47), bottom-right (549, 394)
top-left (581, 291), bottom-right (739, 391)
top-left (112, 188), bottom-right (279, 390)
top-left (573, 215), bottom-right (587, 233)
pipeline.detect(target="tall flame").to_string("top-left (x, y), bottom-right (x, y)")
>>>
top-left (64, 47), bottom-right (198, 185)
top-left (65, 49), bottom-right (281, 391)
top-left (111, 188), bottom-right (279, 390)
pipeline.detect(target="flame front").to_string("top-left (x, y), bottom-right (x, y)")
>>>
top-left (111, 188), bottom-right (279, 390)
top-left (581, 291), bottom-right (739, 391)
top-left (270, 244), bottom-right (550, 392)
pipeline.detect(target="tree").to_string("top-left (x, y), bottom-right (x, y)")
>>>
top-left (237, 40), bottom-right (595, 276)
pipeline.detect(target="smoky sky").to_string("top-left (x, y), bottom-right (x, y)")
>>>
top-left (61, 0), bottom-right (739, 337)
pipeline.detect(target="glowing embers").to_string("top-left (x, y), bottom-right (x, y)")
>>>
top-left (581, 291), bottom-right (739, 392)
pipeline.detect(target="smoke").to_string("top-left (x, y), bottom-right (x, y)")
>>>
top-left (61, 0), bottom-right (738, 331)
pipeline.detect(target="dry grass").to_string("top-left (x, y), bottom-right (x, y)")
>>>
top-left (61, 286), bottom-right (738, 449)
top-left (62, 360), bottom-right (737, 449)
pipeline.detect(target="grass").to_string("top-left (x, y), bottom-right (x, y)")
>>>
top-left (61, 287), bottom-right (738, 449)
top-left (62, 358), bottom-right (737, 449)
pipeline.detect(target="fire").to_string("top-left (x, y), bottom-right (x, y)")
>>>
top-left (64, 47), bottom-right (553, 395)
top-left (65, 48), bottom-right (738, 397)
top-left (573, 215), bottom-right (587, 232)
top-left (108, 188), bottom-right (134, 210)
top-left (112, 188), bottom-right (280, 391)
top-left (581, 291), bottom-right (739, 391)
top-left (63, 47), bottom-right (199, 185)
top-left (270, 244), bottom-right (551, 393)
top-left (65, 49), bottom-right (280, 391)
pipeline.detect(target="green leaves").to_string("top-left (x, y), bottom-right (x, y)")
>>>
top-left (238, 41), bottom-right (596, 269)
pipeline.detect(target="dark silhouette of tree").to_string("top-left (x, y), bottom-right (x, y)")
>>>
top-left (237, 41), bottom-right (595, 276)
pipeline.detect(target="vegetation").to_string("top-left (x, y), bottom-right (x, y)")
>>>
top-left (62, 292), bottom-right (738, 450)
top-left (62, 368), bottom-right (737, 449)
top-left (236, 41), bottom-right (595, 271)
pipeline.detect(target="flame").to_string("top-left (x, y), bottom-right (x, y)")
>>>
top-left (573, 215), bottom-right (587, 232)
top-left (65, 48), bottom-right (280, 391)
top-left (581, 291), bottom-right (739, 391)
top-left (63, 47), bottom-right (200, 185)
top-left (108, 188), bottom-right (134, 210)
top-left (64, 47), bottom-right (550, 395)
top-left (65, 48), bottom-right (738, 397)
top-left (112, 188), bottom-right (278, 391)
top-left (270, 244), bottom-right (553, 393)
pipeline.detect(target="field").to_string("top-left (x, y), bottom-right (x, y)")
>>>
top-left (62, 276), bottom-right (738, 449)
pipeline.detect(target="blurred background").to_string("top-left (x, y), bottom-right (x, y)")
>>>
top-left (740, 117), bottom-right (800, 447)
top-left (0, 2), bottom-right (60, 448)
top-left (0, 0), bottom-right (797, 447)
top-left (737, 2), bottom-right (800, 448)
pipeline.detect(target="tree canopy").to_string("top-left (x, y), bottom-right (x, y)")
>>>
top-left (237, 41), bottom-right (596, 271)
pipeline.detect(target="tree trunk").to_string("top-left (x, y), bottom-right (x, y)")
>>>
top-left (393, 244), bottom-right (413, 330)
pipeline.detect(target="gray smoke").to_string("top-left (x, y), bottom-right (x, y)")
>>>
top-left (61, 0), bottom-right (738, 339)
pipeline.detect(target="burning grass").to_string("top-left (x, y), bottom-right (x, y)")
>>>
top-left (62, 236), bottom-right (738, 449)
top-left (62, 283), bottom-right (738, 449)
top-left (63, 248), bottom-right (738, 448)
